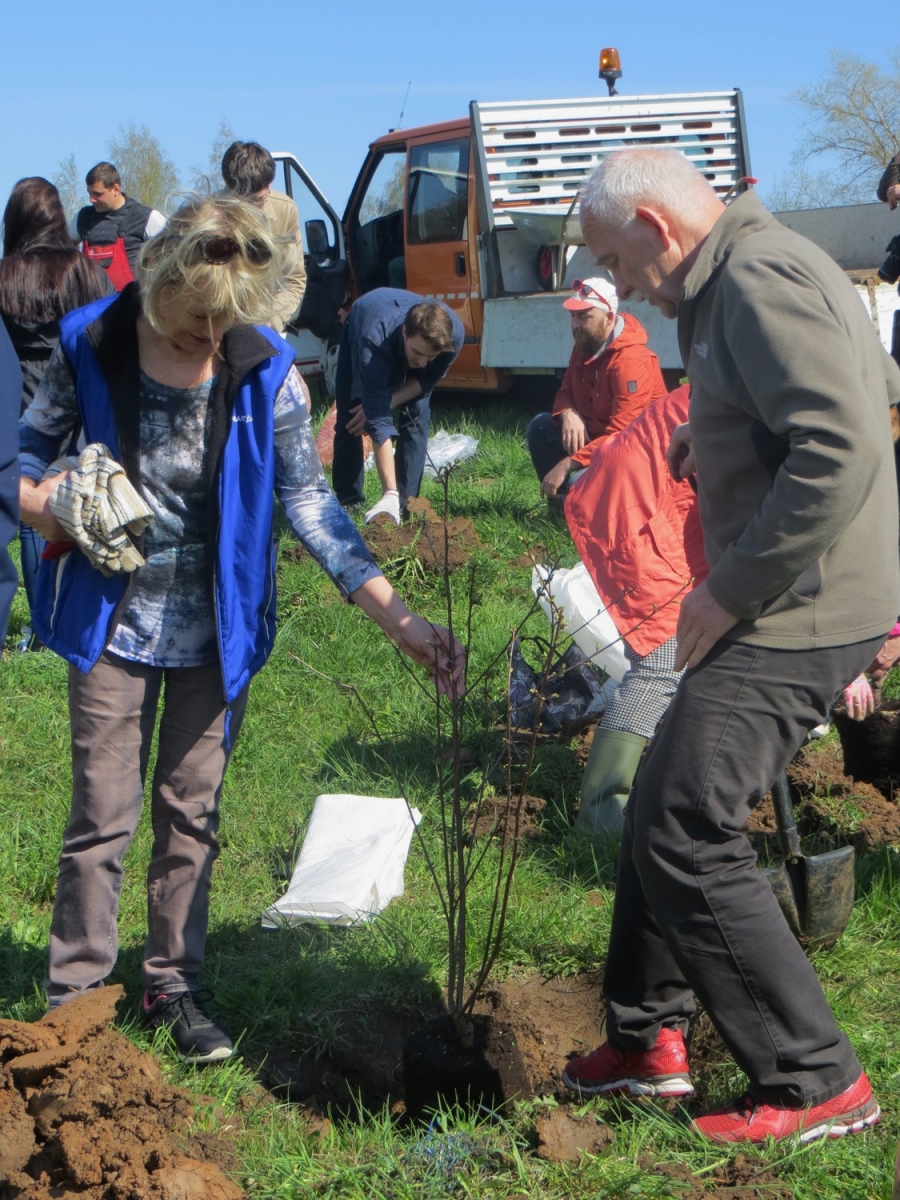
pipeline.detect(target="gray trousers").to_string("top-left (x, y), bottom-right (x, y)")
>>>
top-left (48, 652), bottom-right (248, 1004)
top-left (604, 633), bottom-right (884, 1107)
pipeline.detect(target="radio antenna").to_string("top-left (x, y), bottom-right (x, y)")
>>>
top-left (397, 81), bottom-right (412, 129)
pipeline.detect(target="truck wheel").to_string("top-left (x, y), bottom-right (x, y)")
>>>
top-left (537, 245), bottom-right (557, 292)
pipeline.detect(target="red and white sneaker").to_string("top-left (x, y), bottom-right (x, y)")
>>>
top-left (693, 1072), bottom-right (880, 1143)
top-left (562, 1027), bottom-right (694, 1098)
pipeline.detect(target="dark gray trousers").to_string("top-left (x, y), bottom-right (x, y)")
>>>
top-left (604, 634), bottom-right (884, 1107)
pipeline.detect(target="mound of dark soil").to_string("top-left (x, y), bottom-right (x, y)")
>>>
top-left (469, 793), bottom-right (546, 843)
top-left (0, 987), bottom-right (244, 1199)
top-left (478, 972), bottom-right (605, 1099)
top-left (403, 1014), bottom-right (529, 1117)
top-left (746, 738), bottom-right (900, 853)
top-left (263, 971), bottom-right (606, 1118)
top-left (833, 700), bottom-right (900, 789)
top-left (363, 496), bottom-right (482, 572)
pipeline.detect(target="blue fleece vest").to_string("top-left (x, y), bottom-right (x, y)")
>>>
top-left (36, 296), bottom-right (295, 703)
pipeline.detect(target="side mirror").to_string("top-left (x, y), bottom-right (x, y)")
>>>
top-left (305, 219), bottom-right (329, 256)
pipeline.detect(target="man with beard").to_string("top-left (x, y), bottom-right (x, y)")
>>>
top-left (526, 277), bottom-right (666, 500)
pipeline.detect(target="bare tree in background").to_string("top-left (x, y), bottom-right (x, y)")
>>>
top-left (766, 48), bottom-right (900, 211)
top-left (108, 124), bottom-right (180, 212)
top-left (191, 118), bottom-right (236, 192)
top-left (53, 153), bottom-right (82, 225)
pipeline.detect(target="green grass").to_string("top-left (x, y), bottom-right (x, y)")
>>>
top-left (2, 390), bottom-right (899, 1197)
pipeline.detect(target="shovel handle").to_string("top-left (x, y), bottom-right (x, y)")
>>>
top-left (770, 773), bottom-right (802, 860)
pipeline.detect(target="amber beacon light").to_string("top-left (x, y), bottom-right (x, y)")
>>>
top-left (599, 48), bottom-right (622, 96)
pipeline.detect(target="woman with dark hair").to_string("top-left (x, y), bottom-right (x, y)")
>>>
top-left (0, 176), bottom-right (110, 644)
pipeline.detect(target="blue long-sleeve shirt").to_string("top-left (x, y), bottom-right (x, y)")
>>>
top-left (337, 289), bottom-right (464, 446)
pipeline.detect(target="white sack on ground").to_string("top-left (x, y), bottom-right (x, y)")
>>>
top-left (423, 430), bottom-right (479, 477)
top-left (532, 563), bottom-right (631, 682)
top-left (261, 794), bottom-right (422, 928)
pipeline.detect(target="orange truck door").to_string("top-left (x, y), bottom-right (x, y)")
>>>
top-left (403, 134), bottom-right (488, 387)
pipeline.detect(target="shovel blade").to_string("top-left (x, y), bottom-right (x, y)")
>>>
top-left (791, 844), bottom-right (856, 945)
top-left (763, 862), bottom-right (803, 939)
top-left (764, 846), bottom-right (855, 946)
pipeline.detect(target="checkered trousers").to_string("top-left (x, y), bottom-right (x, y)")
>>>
top-left (601, 634), bottom-right (682, 740)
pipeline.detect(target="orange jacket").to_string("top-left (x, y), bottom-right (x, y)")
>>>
top-left (551, 312), bottom-right (667, 468)
top-left (565, 385), bottom-right (708, 657)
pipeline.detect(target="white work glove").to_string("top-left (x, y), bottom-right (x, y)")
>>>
top-left (843, 674), bottom-right (876, 722)
top-left (46, 443), bottom-right (153, 576)
top-left (365, 489), bottom-right (401, 526)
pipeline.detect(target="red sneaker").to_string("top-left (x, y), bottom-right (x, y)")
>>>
top-left (562, 1027), bottom-right (693, 1097)
top-left (693, 1072), bottom-right (880, 1143)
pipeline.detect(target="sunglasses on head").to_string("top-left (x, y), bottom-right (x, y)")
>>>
top-left (570, 279), bottom-right (607, 303)
top-left (189, 234), bottom-right (273, 266)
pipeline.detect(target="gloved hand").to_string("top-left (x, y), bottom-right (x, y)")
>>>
top-left (843, 674), bottom-right (876, 722)
top-left (365, 489), bottom-right (401, 526)
top-left (45, 444), bottom-right (153, 576)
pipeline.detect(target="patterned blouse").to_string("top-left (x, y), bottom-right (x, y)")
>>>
top-left (20, 346), bottom-right (382, 667)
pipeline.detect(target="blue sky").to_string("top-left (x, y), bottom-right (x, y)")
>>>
top-left (0, 0), bottom-right (893, 221)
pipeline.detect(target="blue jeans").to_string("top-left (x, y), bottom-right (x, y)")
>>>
top-left (19, 521), bottom-right (45, 617)
top-left (526, 412), bottom-right (570, 493)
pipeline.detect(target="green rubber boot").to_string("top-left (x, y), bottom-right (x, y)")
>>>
top-left (575, 728), bottom-right (649, 838)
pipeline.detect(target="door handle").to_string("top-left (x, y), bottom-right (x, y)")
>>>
top-left (455, 252), bottom-right (467, 277)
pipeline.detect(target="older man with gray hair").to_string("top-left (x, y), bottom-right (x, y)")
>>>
top-left (560, 147), bottom-right (900, 1142)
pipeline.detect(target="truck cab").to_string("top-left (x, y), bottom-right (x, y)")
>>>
top-left (341, 120), bottom-right (497, 388)
top-left (274, 124), bottom-right (497, 390)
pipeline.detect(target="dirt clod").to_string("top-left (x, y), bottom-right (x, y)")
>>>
top-left (470, 793), bottom-right (546, 843)
top-left (534, 1107), bottom-right (613, 1161)
top-left (475, 973), bottom-right (606, 1098)
top-left (0, 986), bottom-right (245, 1198)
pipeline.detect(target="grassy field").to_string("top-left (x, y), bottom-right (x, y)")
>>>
top-left (1, 392), bottom-right (899, 1198)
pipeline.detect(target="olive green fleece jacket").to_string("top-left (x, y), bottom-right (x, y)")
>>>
top-left (678, 190), bottom-right (900, 649)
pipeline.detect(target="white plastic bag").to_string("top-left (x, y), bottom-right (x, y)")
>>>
top-left (423, 430), bottom-right (479, 478)
top-left (261, 794), bottom-right (422, 928)
top-left (532, 563), bottom-right (631, 682)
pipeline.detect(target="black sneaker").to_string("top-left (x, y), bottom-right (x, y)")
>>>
top-left (141, 989), bottom-right (234, 1063)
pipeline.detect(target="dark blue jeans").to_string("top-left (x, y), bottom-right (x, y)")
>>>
top-left (604, 633), bottom-right (885, 1107)
top-left (526, 412), bottom-right (570, 492)
top-left (332, 333), bottom-right (431, 510)
top-left (19, 522), bottom-right (44, 617)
